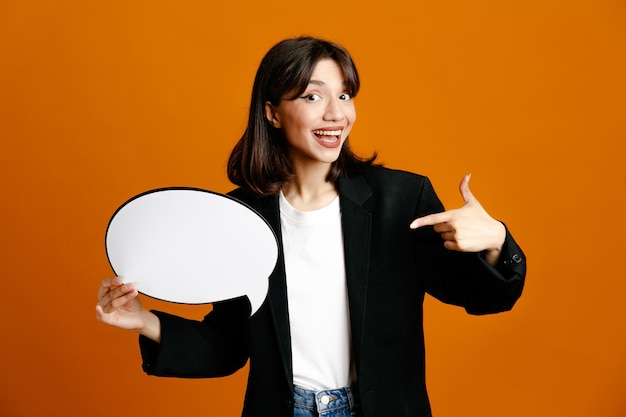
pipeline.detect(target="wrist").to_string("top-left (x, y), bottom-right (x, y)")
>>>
top-left (489, 220), bottom-right (506, 251)
top-left (136, 309), bottom-right (162, 343)
top-left (483, 221), bottom-right (505, 266)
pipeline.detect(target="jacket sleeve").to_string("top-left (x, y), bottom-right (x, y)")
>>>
top-left (412, 177), bottom-right (526, 315)
top-left (139, 296), bottom-right (251, 377)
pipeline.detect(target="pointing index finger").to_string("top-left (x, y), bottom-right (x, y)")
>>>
top-left (410, 211), bottom-right (452, 229)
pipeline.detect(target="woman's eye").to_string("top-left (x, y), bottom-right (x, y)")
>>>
top-left (301, 94), bottom-right (321, 101)
top-left (339, 93), bottom-right (352, 101)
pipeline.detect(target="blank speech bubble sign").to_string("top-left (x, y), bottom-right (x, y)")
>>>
top-left (105, 188), bottom-right (278, 315)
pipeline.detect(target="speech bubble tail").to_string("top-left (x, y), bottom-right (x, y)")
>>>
top-left (246, 271), bottom-right (270, 315)
top-left (247, 291), bottom-right (267, 315)
top-left (247, 295), bottom-right (264, 315)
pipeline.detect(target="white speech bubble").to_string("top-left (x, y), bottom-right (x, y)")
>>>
top-left (105, 188), bottom-right (278, 315)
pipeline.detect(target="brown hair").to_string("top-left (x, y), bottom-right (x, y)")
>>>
top-left (227, 36), bottom-right (378, 196)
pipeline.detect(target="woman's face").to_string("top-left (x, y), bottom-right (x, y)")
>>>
top-left (265, 59), bottom-right (356, 169)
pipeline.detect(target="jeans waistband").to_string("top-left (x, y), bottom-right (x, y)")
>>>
top-left (293, 385), bottom-right (358, 414)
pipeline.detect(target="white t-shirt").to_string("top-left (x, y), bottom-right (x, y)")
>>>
top-left (279, 191), bottom-right (352, 391)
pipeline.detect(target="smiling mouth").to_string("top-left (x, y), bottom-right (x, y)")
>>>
top-left (312, 129), bottom-right (342, 143)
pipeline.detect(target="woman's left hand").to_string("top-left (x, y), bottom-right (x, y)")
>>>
top-left (410, 174), bottom-right (506, 266)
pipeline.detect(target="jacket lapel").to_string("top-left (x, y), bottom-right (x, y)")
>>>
top-left (337, 174), bottom-right (373, 371)
top-left (252, 194), bottom-right (294, 386)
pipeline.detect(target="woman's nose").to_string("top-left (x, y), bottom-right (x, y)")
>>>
top-left (323, 98), bottom-right (344, 121)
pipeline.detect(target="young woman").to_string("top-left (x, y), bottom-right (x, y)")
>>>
top-left (96, 37), bottom-right (526, 417)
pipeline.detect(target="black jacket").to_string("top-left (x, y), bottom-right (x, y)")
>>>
top-left (139, 166), bottom-right (526, 417)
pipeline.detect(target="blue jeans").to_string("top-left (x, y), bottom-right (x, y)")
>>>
top-left (293, 385), bottom-right (358, 417)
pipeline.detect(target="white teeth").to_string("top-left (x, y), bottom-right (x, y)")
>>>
top-left (312, 129), bottom-right (342, 136)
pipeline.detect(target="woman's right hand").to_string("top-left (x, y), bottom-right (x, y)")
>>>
top-left (96, 277), bottom-right (146, 330)
top-left (96, 277), bottom-right (162, 342)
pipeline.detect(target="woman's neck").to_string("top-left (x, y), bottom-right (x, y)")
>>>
top-left (282, 163), bottom-right (338, 211)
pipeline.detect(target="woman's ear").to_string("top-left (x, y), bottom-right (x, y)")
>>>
top-left (264, 101), bottom-right (281, 128)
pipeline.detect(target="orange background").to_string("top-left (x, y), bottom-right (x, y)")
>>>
top-left (1, 0), bottom-right (625, 416)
